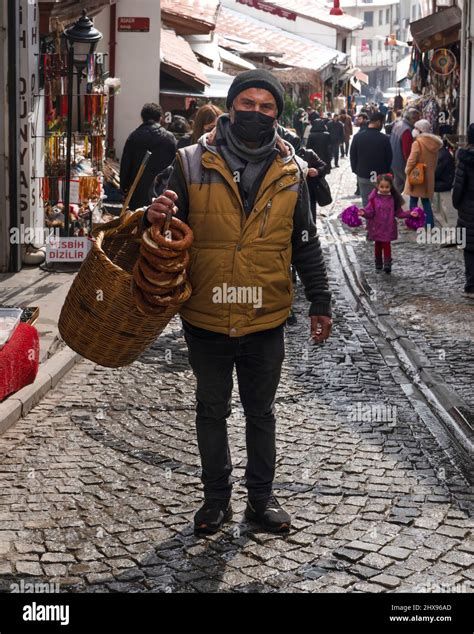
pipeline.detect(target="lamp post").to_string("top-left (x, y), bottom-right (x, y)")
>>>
top-left (62, 9), bottom-right (102, 237)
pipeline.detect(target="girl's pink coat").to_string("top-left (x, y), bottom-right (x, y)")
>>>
top-left (363, 189), bottom-right (410, 242)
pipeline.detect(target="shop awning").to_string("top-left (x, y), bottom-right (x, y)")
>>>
top-left (39, 0), bottom-right (115, 33)
top-left (160, 28), bottom-right (210, 91)
top-left (355, 70), bottom-right (369, 86)
top-left (199, 63), bottom-right (234, 98)
top-left (161, 0), bottom-right (220, 36)
top-left (397, 54), bottom-right (412, 83)
top-left (337, 68), bottom-right (367, 92)
top-left (410, 6), bottom-right (461, 52)
top-left (216, 7), bottom-right (344, 74)
top-left (350, 77), bottom-right (361, 93)
top-left (218, 47), bottom-right (256, 71)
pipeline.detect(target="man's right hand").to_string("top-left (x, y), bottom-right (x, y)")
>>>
top-left (146, 190), bottom-right (178, 224)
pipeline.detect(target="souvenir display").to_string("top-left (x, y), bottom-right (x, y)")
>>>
top-left (39, 50), bottom-right (109, 236)
top-left (408, 44), bottom-right (460, 134)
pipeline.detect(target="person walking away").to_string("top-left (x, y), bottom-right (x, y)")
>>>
top-left (300, 111), bottom-right (319, 148)
top-left (293, 107), bottom-right (306, 139)
top-left (353, 113), bottom-right (369, 195)
top-left (404, 119), bottom-right (443, 228)
top-left (144, 69), bottom-right (332, 533)
top-left (120, 103), bottom-right (177, 209)
top-left (452, 123), bottom-right (474, 298)
top-left (350, 112), bottom-right (392, 207)
top-left (359, 174), bottom-right (418, 273)
top-left (434, 138), bottom-right (455, 240)
top-left (307, 117), bottom-right (332, 172)
top-left (297, 147), bottom-right (329, 221)
top-left (390, 107), bottom-right (421, 194)
top-left (327, 114), bottom-right (345, 168)
top-left (177, 104), bottom-right (223, 149)
top-left (339, 109), bottom-right (353, 157)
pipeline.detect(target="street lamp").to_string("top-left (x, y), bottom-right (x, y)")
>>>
top-left (62, 9), bottom-right (102, 237)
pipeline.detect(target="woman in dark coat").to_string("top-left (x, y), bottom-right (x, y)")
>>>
top-left (306, 119), bottom-right (332, 173)
top-left (452, 123), bottom-right (474, 297)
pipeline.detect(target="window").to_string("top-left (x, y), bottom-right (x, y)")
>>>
top-left (379, 10), bottom-right (383, 25)
top-left (386, 8), bottom-right (390, 24)
top-left (412, 5), bottom-right (417, 20)
top-left (364, 11), bottom-right (374, 26)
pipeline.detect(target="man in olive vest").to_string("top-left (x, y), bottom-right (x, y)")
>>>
top-left (144, 70), bottom-right (332, 535)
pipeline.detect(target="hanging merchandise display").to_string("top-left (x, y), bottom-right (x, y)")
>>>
top-left (408, 43), bottom-right (460, 134)
top-left (430, 48), bottom-right (457, 76)
top-left (38, 42), bottom-right (110, 237)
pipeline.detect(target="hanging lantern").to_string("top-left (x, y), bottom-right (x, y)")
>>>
top-left (330, 0), bottom-right (344, 16)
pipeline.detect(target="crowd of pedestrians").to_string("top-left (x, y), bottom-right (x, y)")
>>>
top-left (119, 94), bottom-right (474, 298)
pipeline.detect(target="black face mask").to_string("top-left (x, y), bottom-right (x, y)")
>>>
top-left (230, 110), bottom-right (276, 143)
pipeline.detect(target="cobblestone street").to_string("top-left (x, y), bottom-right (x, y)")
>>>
top-left (0, 157), bottom-right (472, 594)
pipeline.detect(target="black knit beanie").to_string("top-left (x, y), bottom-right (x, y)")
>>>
top-left (226, 69), bottom-right (284, 117)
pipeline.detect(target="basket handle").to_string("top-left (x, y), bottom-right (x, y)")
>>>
top-left (120, 150), bottom-right (152, 217)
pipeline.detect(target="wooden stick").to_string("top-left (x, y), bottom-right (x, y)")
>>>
top-left (120, 150), bottom-right (152, 217)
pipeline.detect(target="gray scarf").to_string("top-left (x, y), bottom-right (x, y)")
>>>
top-left (215, 114), bottom-right (277, 214)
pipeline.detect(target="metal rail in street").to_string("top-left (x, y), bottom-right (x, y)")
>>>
top-left (321, 168), bottom-right (473, 484)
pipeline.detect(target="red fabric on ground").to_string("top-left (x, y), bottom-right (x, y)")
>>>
top-left (0, 323), bottom-right (39, 401)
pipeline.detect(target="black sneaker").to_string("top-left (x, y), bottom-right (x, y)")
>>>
top-left (194, 499), bottom-right (232, 535)
top-left (375, 258), bottom-right (383, 272)
top-left (286, 309), bottom-right (297, 326)
top-left (245, 494), bottom-right (291, 533)
top-left (384, 259), bottom-right (392, 274)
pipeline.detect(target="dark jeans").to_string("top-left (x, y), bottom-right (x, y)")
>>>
top-left (340, 140), bottom-right (349, 157)
top-left (465, 249), bottom-right (474, 292)
top-left (330, 143), bottom-right (339, 166)
top-left (182, 319), bottom-right (285, 502)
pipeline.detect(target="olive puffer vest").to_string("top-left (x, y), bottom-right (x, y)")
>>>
top-left (177, 143), bottom-right (302, 336)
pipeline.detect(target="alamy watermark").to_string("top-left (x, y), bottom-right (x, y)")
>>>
top-left (11, 580), bottom-right (60, 593)
top-left (10, 226), bottom-right (60, 245)
top-left (347, 402), bottom-right (398, 426)
top-left (413, 580), bottom-right (472, 593)
top-left (212, 283), bottom-right (262, 309)
top-left (416, 227), bottom-right (466, 249)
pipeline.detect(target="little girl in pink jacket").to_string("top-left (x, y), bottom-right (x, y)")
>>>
top-left (359, 173), bottom-right (418, 273)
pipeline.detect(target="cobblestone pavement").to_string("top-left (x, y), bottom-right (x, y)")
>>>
top-left (0, 156), bottom-right (472, 594)
top-left (325, 160), bottom-right (474, 413)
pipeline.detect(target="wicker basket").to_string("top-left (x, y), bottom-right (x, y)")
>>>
top-left (58, 210), bottom-right (190, 367)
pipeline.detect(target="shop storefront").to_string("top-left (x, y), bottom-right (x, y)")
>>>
top-left (407, 6), bottom-right (462, 136)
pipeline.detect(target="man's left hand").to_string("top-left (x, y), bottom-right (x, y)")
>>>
top-left (310, 315), bottom-right (332, 344)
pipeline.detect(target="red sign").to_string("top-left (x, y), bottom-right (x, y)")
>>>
top-left (236, 0), bottom-right (297, 21)
top-left (118, 17), bottom-right (150, 32)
